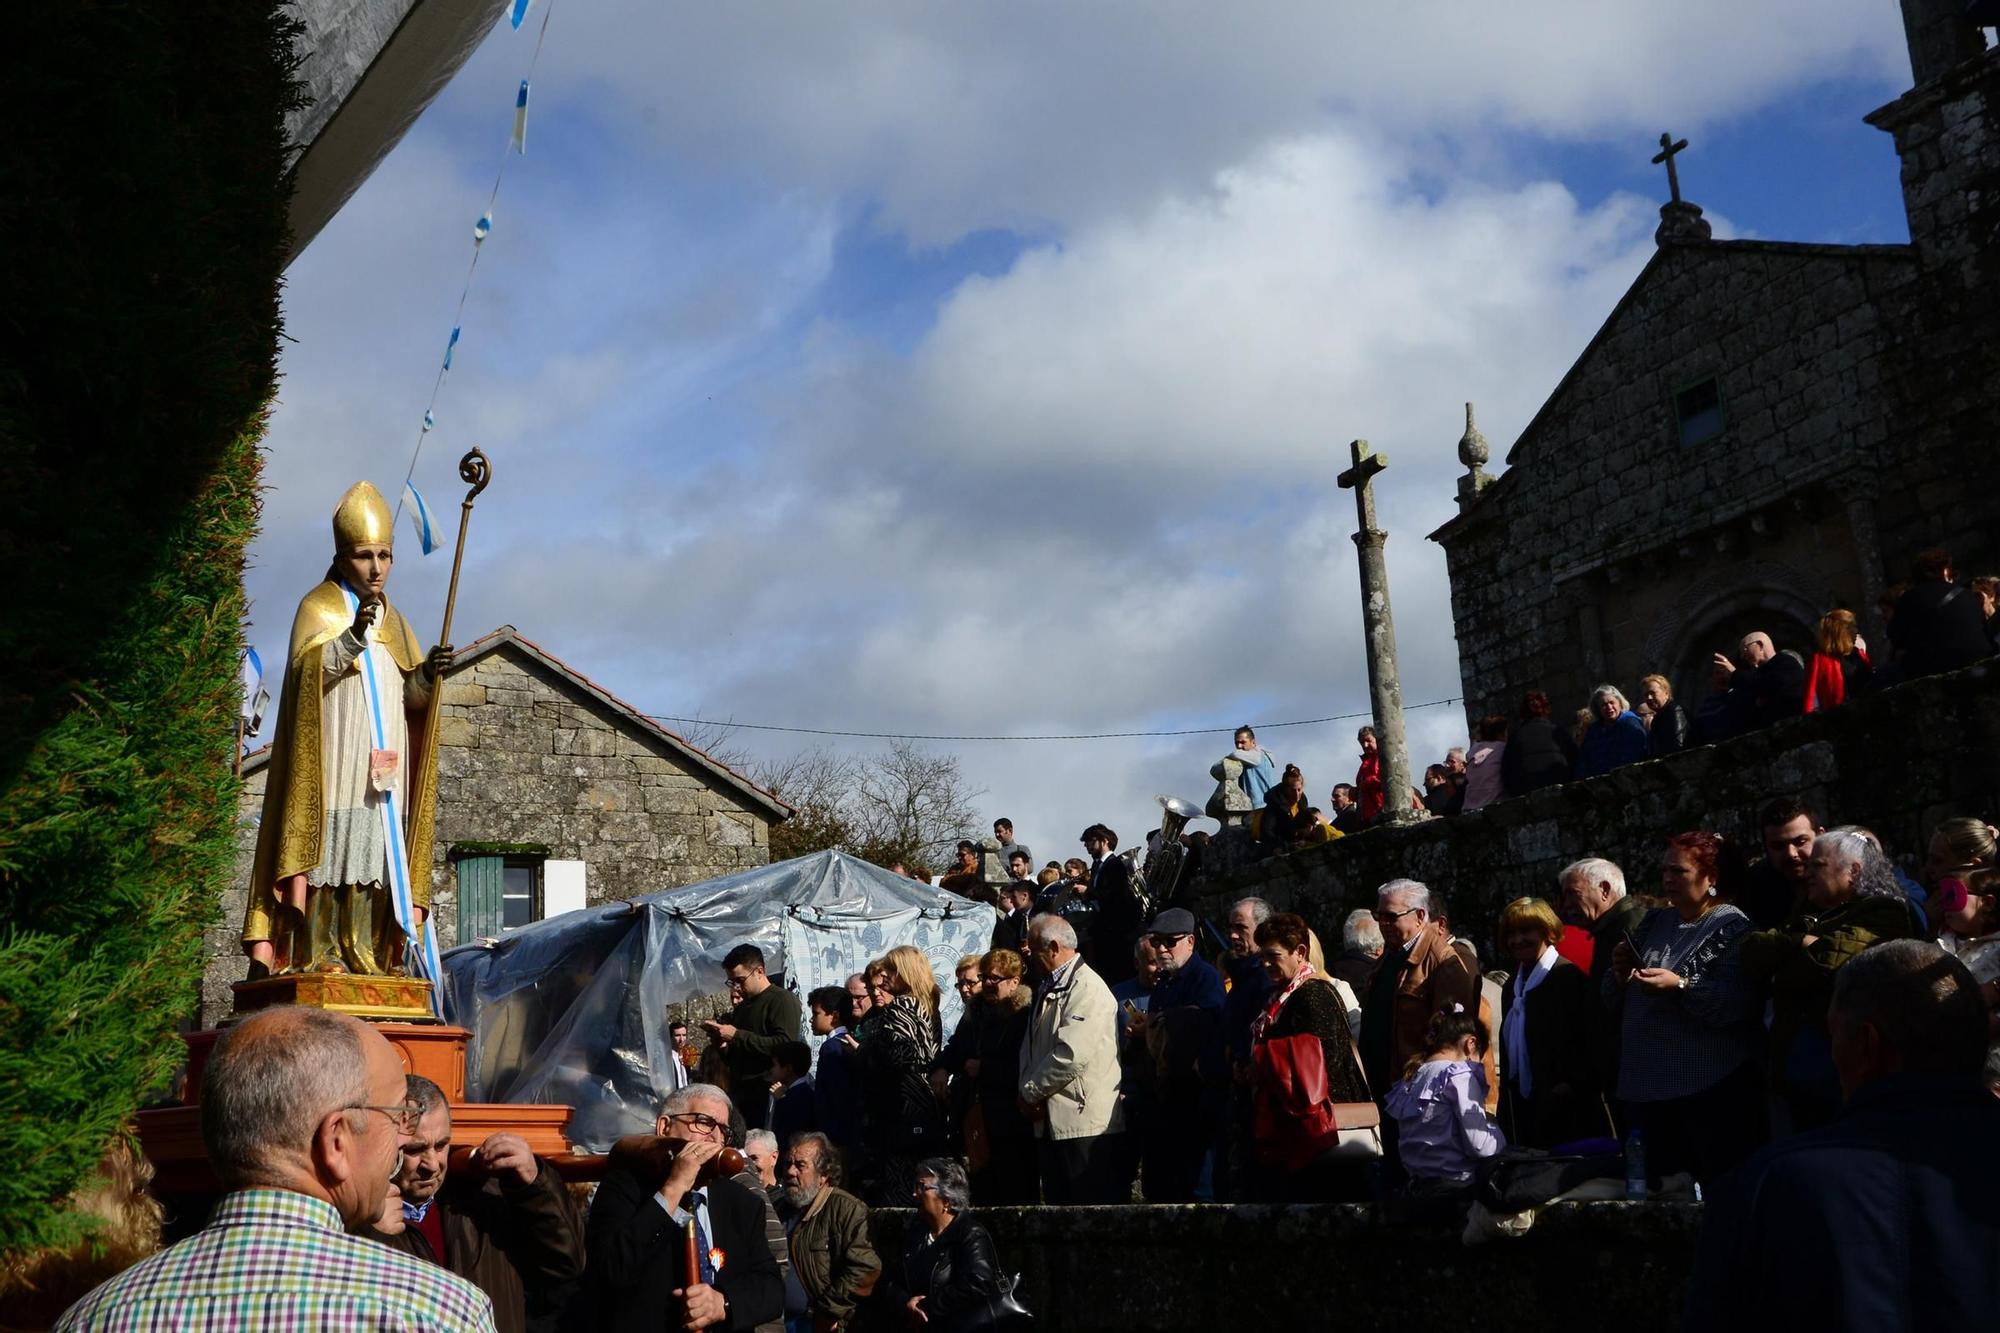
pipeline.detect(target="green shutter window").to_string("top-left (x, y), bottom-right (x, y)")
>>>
top-left (458, 854), bottom-right (506, 943)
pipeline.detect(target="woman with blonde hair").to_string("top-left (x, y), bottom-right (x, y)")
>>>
top-left (1640, 674), bottom-right (1692, 758)
top-left (1495, 897), bottom-right (1602, 1147)
top-left (1804, 607), bottom-right (1872, 712)
top-left (858, 944), bottom-right (946, 1203)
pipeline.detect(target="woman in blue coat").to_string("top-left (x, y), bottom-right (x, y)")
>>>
top-left (1576, 684), bottom-right (1650, 778)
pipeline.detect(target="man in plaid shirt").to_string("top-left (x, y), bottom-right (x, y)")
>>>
top-left (57, 1006), bottom-right (496, 1331)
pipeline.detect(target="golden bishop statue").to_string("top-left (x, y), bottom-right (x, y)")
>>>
top-left (242, 481), bottom-right (451, 978)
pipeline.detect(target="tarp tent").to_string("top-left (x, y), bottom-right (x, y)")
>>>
top-left (440, 850), bottom-right (997, 1150)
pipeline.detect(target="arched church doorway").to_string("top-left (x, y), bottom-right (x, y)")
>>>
top-left (1666, 600), bottom-right (1819, 707)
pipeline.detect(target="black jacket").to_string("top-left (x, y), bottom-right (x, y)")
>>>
top-left (366, 1157), bottom-right (584, 1333)
top-left (1497, 959), bottom-right (1605, 1148)
top-left (1685, 1073), bottom-right (2000, 1332)
top-left (1648, 699), bottom-right (1692, 758)
top-left (1747, 651), bottom-right (1806, 726)
top-left (879, 1214), bottom-right (1004, 1325)
top-left (582, 1160), bottom-right (785, 1333)
top-left (1586, 895), bottom-right (1650, 1096)
top-left (1890, 578), bottom-right (1995, 679)
top-left (1087, 855), bottom-right (1143, 985)
top-left (1501, 718), bottom-right (1575, 796)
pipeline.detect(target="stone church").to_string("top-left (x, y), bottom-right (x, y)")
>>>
top-left (1431, 1), bottom-right (1999, 717)
top-left (199, 625), bottom-right (790, 1022)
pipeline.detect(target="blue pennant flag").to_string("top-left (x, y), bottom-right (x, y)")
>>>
top-left (422, 409), bottom-right (435, 433)
top-left (474, 211), bottom-right (492, 244)
top-left (402, 481), bottom-right (442, 556)
top-left (239, 647), bottom-right (269, 733)
top-left (512, 80), bottom-right (530, 154)
top-left (510, 0), bottom-right (534, 29)
top-left (443, 326), bottom-right (460, 370)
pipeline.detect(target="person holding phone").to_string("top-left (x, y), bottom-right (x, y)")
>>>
top-left (1604, 833), bottom-right (1764, 1186)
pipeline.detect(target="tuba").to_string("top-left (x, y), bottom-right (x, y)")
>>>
top-left (1129, 795), bottom-right (1203, 919)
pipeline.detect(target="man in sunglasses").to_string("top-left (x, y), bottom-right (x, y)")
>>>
top-left (583, 1083), bottom-right (783, 1332)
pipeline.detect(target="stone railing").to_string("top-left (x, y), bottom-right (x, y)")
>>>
top-left (871, 1201), bottom-right (1702, 1331)
top-left (1191, 658), bottom-right (1998, 951)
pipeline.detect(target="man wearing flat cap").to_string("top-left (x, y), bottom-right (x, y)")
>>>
top-left (1128, 908), bottom-right (1225, 1201)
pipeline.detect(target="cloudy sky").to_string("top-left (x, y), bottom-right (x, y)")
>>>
top-left (251, 0), bottom-right (1920, 867)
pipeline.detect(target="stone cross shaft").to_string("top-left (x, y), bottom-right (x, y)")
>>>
top-left (1652, 132), bottom-right (1689, 204)
top-left (1336, 439), bottom-right (1417, 825)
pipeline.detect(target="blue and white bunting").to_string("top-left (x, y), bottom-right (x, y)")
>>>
top-left (512, 80), bottom-right (531, 154)
top-left (510, 0), bottom-right (534, 29)
top-left (422, 409), bottom-right (435, 433)
top-left (239, 647), bottom-right (269, 733)
top-left (443, 326), bottom-right (460, 370)
top-left (402, 481), bottom-right (442, 556)
top-left (474, 211), bottom-right (492, 244)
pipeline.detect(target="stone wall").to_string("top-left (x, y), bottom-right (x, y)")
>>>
top-left (198, 638), bottom-right (776, 1024)
top-left (1192, 659), bottom-right (1999, 953)
top-left (868, 1202), bottom-right (1702, 1333)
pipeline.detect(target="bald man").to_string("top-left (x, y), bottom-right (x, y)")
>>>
top-left (57, 1006), bottom-right (496, 1331)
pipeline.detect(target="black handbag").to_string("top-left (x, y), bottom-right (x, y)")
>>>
top-left (943, 1272), bottom-right (1034, 1332)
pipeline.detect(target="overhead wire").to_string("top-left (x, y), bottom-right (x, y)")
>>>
top-left (636, 695), bottom-right (1465, 743)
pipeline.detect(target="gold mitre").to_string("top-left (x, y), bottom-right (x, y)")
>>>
top-left (331, 481), bottom-right (395, 550)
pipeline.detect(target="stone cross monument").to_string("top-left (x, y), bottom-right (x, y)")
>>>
top-left (1337, 438), bottom-right (1417, 826)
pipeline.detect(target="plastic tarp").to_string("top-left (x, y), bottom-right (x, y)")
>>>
top-left (440, 850), bottom-right (997, 1150)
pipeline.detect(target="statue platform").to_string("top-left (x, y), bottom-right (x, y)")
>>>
top-left (138, 1010), bottom-right (584, 1195)
top-left (232, 970), bottom-right (439, 1023)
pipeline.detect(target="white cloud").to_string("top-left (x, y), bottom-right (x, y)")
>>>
top-left (531, 0), bottom-right (1904, 242)
top-left (249, 0), bottom-right (1915, 879)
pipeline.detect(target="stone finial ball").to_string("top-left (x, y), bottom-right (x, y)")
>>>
top-left (1458, 402), bottom-right (1490, 469)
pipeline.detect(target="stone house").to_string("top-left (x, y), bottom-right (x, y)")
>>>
top-left (200, 625), bottom-right (790, 1023)
top-left (1430, 3), bottom-right (2000, 717)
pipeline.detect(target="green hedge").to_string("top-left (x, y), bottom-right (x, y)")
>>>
top-left (0, 4), bottom-right (297, 1256)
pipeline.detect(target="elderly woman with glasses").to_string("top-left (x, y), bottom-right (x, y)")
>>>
top-left (1741, 828), bottom-right (1914, 1132)
top-left (932, 948), bottom-right (1040, 1206)
top-left (875, 1158), bottom-right (1004, 1331)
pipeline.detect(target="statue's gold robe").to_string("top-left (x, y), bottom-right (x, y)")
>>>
top-left (242, 580), bottom-right (441, 972)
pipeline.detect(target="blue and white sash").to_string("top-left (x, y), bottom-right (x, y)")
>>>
top-left (340, 585), bottom-right (445, 1015)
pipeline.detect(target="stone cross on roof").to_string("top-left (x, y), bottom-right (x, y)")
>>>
top-left (1652, 132), bottom-right (1691, 204)
top-left (1649, 131), bottom-right (1710, 246)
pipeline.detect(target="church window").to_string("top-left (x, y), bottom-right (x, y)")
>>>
top-left (501, 858), bottom-right (542, 929)
top-left (1674, 376), bottom-right (1724, 446)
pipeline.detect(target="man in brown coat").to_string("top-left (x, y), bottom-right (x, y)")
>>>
top-left (362, 1075), bottom-right (585, 1333)
top-left (777, 1132), bottom-right (879, 1332)
top-left (1357, 879), bottom-right (1478, 1097)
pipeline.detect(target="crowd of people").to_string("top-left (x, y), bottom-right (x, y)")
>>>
top-left (1233, 548), bottom-right (1998, 851)
top-left (40, 788), bottom-right (2000, 1331)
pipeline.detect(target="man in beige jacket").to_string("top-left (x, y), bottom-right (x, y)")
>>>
top-left (1019, 914), bottom-right (1129, 1203)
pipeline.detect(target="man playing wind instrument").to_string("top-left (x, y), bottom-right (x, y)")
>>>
top-left (243, 480), bottom-right (452, 979)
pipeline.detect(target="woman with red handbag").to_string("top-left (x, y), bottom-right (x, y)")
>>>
top-left (1245, 912), bottom-right (1380, 1201)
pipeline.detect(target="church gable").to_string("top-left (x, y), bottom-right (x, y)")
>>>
top-left (1433, 239), bottom-right (1920, 721)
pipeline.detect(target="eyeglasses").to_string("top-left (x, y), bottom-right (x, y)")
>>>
top-left (1147, 933), bottom-right (1190, 947)
top-left (668, 1112), bottom-right (726, 1134)
top-left (912, 1182), bottom-right (941, 1196)
top-left (1372, 907), bottom-right (1420, 923)
top-left (346, 1101), bottom-right (422, 1133)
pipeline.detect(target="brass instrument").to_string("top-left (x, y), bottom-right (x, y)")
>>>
top-left (1129, 794), bottom-right (1203, 917)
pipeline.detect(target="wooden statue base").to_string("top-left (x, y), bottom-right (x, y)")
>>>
top-left (233, 971), bottom-right (439, 1023)
top-left (140, 1018), bottom-right (580, 1195)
